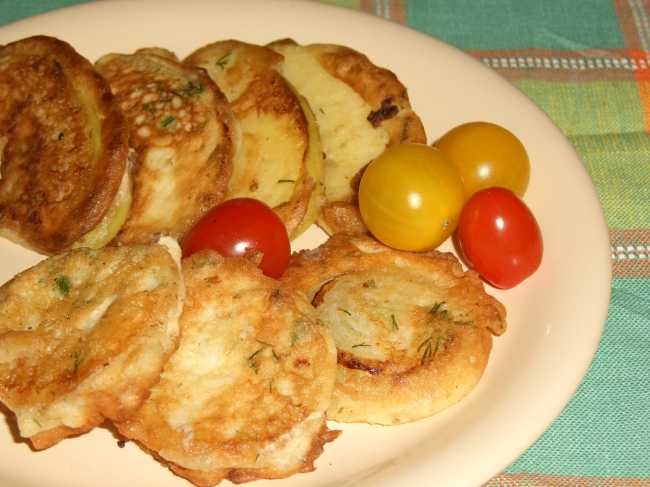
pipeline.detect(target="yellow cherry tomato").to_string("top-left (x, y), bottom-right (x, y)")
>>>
top-left (358, 143), bottom-right (464, 251)
top-left (434, 121), bottom-right (530, 199)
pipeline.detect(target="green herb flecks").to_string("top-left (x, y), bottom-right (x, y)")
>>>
top-left (55, 276), bottom-right (71, 296)
top-left (160, 115), bottom-right (176, 128)
top-left (72, 350), bottom-right (83, 375)
top-left (176, 80), bottom-right (203, 97)
top-left (142, 102), bottom-right (156, 114)
top-left (277, 179), bottom-right (295, 184)
top-left (256, 340), bottom-right (280, 361)
top-left (247, 347), bottom-right (265, 373)
top-left (352, 343), bottom-right (370, 348)
top-left (363, 279), bottom-right (377, 288)
top-left (215, 52), bottom-right (231, 70)
top-left (390, 314), bottom-right (399, 331)
top-left (290, 331), bottom-right (300, 347)
top-left (430, 301), bottom-right (445, 315)
top-left (338, 308), bottom-right (352, 316)
top-left (417, 336), bottom-right (439, 365)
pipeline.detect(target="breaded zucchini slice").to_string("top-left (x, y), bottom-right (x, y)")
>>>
top-left (282, 234), bottom-right (506, 425)
top-left (117, 250), bottom-right (338, 486)
top-left (185, 40), bottom-right (323, 239)
top-left (0, 36), bottom-right (130, 254)
top-left (269, 39), bottom-right (426, 235)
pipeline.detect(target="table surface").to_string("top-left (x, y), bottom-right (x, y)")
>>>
top-left (0, 1), bottom-right (649, 486)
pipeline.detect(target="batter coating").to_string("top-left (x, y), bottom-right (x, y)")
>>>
top-left (282, 234), bottom-right (506, 425)
top-left (0, 36), bottom-right (130, 254)
top-left (185, 40), bottom-right (323, 239)
top-left (0, 238), bottom-right (184, 449)
top-left (117, 251), bottom-right (338, 486)
top-left (96, 48), bottom-right (236, 244)
top-left (269, 39), bottom-right (426, 235)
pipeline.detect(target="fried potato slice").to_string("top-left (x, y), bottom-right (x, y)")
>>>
top-left (95, 49), bottom-right (236, 244)
top-left (0, 36), bottom-right (130, 254)
top-left (282, 234), bottom-right (506, 425)
top-left (185, 40), bottom-right (323, 239)
top-left (269, 39), bottom-right (426, 235)
top-left (0, 238), bottom-right (184, 449)
top-left (117, 251), bottom-right (338, 486)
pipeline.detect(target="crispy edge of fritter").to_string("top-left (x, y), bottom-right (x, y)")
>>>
top-left (0, 35), bottom-right (129, 254)
top-left (165, 424), bottom-right (340, 486)
top-left (281, 233), bottom-right (506, 424)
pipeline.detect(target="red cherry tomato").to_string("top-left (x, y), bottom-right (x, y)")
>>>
top-left (182, 198), bottom-right (290, 279)
top-left (455, 188), bottom-right (542, 289)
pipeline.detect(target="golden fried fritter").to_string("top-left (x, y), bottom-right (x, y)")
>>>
top-left (269, 39), bottom-right (426, 235)
top-left (117, 251), bottom-right (338, 486)
top-left (95, 49), bottom-right (236, 244)
top-left (282, 234), bottom-right (506, 425)
top-left (0, 238), bottom-right (184, 450)
top-left (0, 36), bottom-right (130, 254)
top-left (185, 40), bottom-right (323, 239)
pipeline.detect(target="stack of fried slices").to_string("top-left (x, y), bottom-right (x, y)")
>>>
top-left (0, 36), bottom-right (506, 486)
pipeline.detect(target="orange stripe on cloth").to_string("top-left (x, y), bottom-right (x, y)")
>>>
top-left (388, 0), bottom-right (406, 24)
top-left (485, 472), bottom-right (650, 486)
top-left (627, 49), bottom-right (650, 132)
top-left (359, 0), bottom-right (405, 23)
top-left (360, 0), bottom-right (375, 14)
top-left (611, 228), bottom-right (650, 278)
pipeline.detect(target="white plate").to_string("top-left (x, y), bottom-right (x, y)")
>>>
top-left (0, 1), bottom-right (611, 486)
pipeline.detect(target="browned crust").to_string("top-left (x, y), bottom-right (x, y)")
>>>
top-left (0, 36), bottom-right (129, 254)
top-left (0, 243), bottom-right (182, 448)
top-left (165, 422), bottom-right (340, 486)
top-left (284, 233), bottom-right (506, 337)
top-left (304, 42), bottom-right (426, 235)
top-left (95, 50), bottom-right (235, 244)
top-left (116, 250), bottom-right (337, 484)
top-left (185, 40), bottom-right (314, 237)
top-left (282, 233), bottom-right (506, 424)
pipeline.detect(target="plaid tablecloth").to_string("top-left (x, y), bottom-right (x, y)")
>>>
top-left (1, 1), bottom-right (649, 486)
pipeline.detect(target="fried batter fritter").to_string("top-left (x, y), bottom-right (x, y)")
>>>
top-left (117, 251), bottom-right (338, 486)
top-left (0, 36), bottom-right (130, 254)
top-left (95, 49), bottom-right (236, 244)
top-left (282, 234), bottom-right (506, 425)
top-left (0, 238), bottom-right (184, 449)
top-left (268, 39), bottom-right (426, 235)
top-left (185, 40), bottom-right (323, 239)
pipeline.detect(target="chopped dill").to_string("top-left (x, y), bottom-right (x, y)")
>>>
top-left (390, 314), bottom-right (399, 331)
top-left (160, 115), bottom-right (176, 128)
top-left (55, 276), bottom-right (71, 296)
top-left (429, 302), bottom-right (445, 315)
top-left (215, 52), bottom-right (231, 69)
top-left (417, 336), bottom-right (440, 365)
top-left (72, 350), bottom-right (83, 375)
top-left (338, 308), bottom-right (352, 316)
top-left (176, 80), bottom-right (203, 97)
top-left (352, 343), bottom-right (370, 348)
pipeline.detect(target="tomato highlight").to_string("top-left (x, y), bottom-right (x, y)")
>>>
top-left (182, 198), bottom-right (290, 279)
top-left (454, 187), bottom-right (542, 289)
top-left (358, 143), bottom-right (465, 251)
